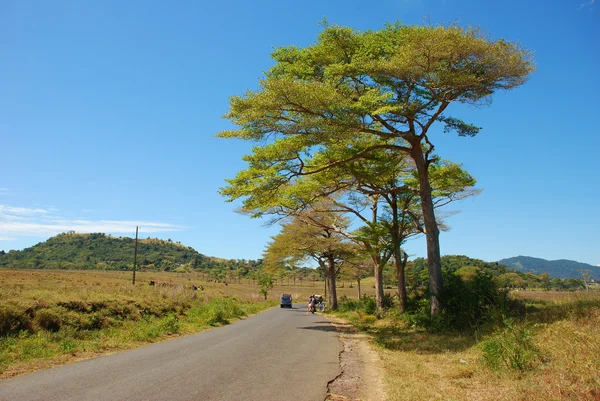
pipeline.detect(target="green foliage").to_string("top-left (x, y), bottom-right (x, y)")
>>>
top-left (0, 233), bottom-right (263, 273)
top-left (437, 271), bottom-right (511, 331)
top-left (499, 256), bottom-right (600, 280)
top-left (60, 339), bottom-right (76, 353)
top-left (480, 319), bottom-right (540, 372)
top-left (0, 294), bottom-right (275, 374)
top-left (219, 22), bottom-right (534, 319)
top-left (0, 304), bottom-right (32, 337)
top-left (160, 313), bottom-right (180, 334)
top-left (33, 309), bottom-right (62, 332)
top-left (399, 267), bottom-right (513, 332)
top-left (258, 274), bottom-right (275, 300)
top-left (338, 294), bottom-right (395, 315)
top-left (408, 255), bottom-right (586, 291)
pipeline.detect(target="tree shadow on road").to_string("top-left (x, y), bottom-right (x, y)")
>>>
top-left (297, 325), bottom-right (339, 332)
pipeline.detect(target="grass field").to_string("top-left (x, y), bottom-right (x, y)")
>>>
top-left (331, 289), bottom-right (600, 401)
top-left (8, 268), bottom-right (595, 400)
top-left (0, 269), bottom-right (381, 379)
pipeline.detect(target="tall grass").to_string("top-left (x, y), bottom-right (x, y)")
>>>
top-left (329, 286), bottom-right (600, 400)
top-left (480, 319), bottom-right (540, 372)
top-left (0, 269), bottom-right (275, 378)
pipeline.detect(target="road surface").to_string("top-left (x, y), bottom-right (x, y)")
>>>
top-left (0, 304), bottom-right (340, 401)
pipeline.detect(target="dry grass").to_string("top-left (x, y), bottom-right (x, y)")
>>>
top-left (0, 269), bottom-right (282, 378)
top-left (335, 290), bottom-right (600, 401)
top-left (0, 269), bottom-right (378, 379)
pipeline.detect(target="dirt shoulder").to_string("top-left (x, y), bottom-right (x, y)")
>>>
top-left (324, 315), bottom-right (386, 401)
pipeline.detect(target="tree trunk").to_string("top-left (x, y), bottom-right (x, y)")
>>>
top-left (390, 193), bottom-right (407, 313)
top-left (357, 278), bottom-right (361, 299)
top-left (369, 197), bottom-right (384, 311)
top-left (373, 259), bottom-right (384, 311)
top-left (395, 251), bottom-right (408, 313)
top-left (327, 254), bottom-right (338, 310)
top-left (411, 145), bottom-right (443, 317)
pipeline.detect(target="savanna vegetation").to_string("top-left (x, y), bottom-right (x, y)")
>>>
top-left (219, 21), bottom-right (535, 317)
top-left (2, 20), bottom-right (596, 398)
top-left (0, 232), bottom-right (262, 272)
top-left (0, 267), bottom-right (381, 379)
top-left (330, 287), bottom-right (600, 401)
top-left (217, 20), bottom-right (599, 399)
top-left (0, 233), bottom-right (335, 286)
top-left (0, 269), bottom-right (276, 378)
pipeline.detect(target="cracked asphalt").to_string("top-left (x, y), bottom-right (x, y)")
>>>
top-left (0, 304), bottom-right (341, 401)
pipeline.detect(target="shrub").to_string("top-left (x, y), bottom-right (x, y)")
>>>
top-left (60, 339), bottom-right (76, 353)
top-left (160, 313), bottom-right (180, 334)
top-left (34, 309), bottom-right (62, 332)
top-left (337, 296), bottom-right (359, 313)
top-left (0, 304), bottom-right (32, 337)
top-left (480, 319), bottom-right (540, 372)
top-left (338, 295), bottom-right (378, 315)
top-left (204, 308), bottom-right (228, 326)
top-left (383, 292), bottom-right (395, 309)
top-left (361, 315), bottom-right (378, 325)
top-left (426, 270), bottom-right (512, 332)
top-left (57, 300), bottom-right (90, 313)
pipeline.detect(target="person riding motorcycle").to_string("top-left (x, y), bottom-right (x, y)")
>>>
top-left (307, 295), bottom-right (316, 314)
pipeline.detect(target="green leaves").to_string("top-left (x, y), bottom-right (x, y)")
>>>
top-left (438, 116), bottom-right (481, 137)
top-left (219, 22), bottom-right (533, 314)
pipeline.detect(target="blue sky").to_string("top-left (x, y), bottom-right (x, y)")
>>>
top-left (1, 0), bottom-right (598, 266)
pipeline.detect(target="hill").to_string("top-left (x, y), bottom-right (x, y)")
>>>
top-left (497, 256), bottom-right (599, 279)
top-left (0, 233), bottom-right (261, 272)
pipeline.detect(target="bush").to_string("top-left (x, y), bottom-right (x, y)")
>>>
top-left (0, 304), bottom-right (32, 337)
top-left (480, 319), bottom-right (540, 372)
top-left (427, 270), bottom-right (512, 332)
top-left (383, 292), bottom-right (395, 309)
top-left (60, 339), bottom-right (76, 353)
top-left (34, 309), bottom-right (62, 332)
top-left (338, 295), bottom-right (377, 315)
top-left (160, 313), bottom-right (180, 334)
top-left (204, 308), bottom-right (228, 326)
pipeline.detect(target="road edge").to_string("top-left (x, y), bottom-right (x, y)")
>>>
top-left (323, 315), bottom-right (386, 401)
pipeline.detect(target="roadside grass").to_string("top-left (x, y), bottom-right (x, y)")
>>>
top-left (0, 269), bottom-right (278, 378)
top-left (329, 291), bottom-right (600, 401)
top-left (0, 269), bottom-right (381, 378)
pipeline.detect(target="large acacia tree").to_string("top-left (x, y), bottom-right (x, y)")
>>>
top-left (305, 144), bottom-right (478, 312)
top-left (219, 23), bottom-right (534, 316)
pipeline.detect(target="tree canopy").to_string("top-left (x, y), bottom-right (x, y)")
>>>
top-left (219, 22), bottom-right (535, 316)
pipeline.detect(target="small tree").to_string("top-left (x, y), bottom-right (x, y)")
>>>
top-left (259, 274), bottom-right (274, 300)
top-left (580, 269), bottom-right (593, 291)
top-left (342, 256), bottom-right (372, 299)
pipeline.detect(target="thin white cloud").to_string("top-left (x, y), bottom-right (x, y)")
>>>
top-left (0, 205), bottom-right (50, 215)
top-left (0, 188), bottom-right (9, 191)
top-left (0, 204), bottom-right (183, 241)
top-left (580, 0), bottom-right (596, 9)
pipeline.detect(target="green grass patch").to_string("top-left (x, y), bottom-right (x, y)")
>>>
top-left (480, 319), bottom-right (540, 372)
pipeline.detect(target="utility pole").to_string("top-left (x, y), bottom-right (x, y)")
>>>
top-left (132, 226), bottom-right (139, 285)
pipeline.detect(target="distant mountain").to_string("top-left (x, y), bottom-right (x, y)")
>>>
top-left (0, 233), bottom-right (261, 272)
top-left (497, 256), bottom-right (599, 279)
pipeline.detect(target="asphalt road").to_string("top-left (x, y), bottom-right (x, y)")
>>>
top-left (0, 304), bottom-right (341, 401)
